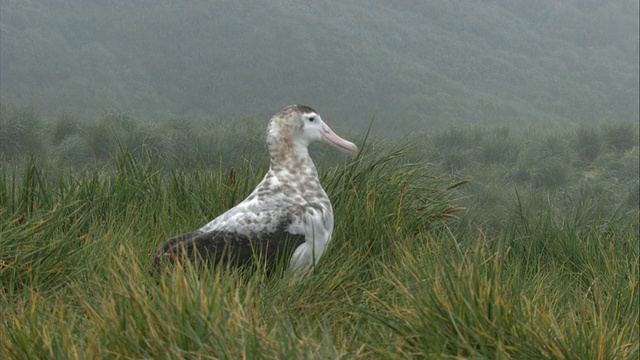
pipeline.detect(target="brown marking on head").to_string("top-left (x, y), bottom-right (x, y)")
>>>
top-left (294, 104), bottom-right (317, 114)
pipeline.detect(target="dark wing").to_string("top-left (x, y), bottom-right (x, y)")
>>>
top-left (153, 217), bottom-right (305, 272)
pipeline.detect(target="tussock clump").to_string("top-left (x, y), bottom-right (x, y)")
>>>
top-left (576, 125), bottom-right (602, 162)
top-left (0, 104), bottom-right (44, 160)
top-left (51, 111), bottom-right (81, 146)
top-left (601, 122), bottom-right (638, 153)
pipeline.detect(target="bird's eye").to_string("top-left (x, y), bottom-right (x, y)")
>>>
top-left (308, 116), bottom-right (316, 122)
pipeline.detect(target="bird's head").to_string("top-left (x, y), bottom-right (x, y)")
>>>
top-left (267, 104), bottom-right (358, 158)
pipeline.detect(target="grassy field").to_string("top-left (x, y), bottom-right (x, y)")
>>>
top-left (1, 107), bottom-right (638, 358)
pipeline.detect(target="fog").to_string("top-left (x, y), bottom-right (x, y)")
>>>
top-left (0, 0), bottom-right (638, 134)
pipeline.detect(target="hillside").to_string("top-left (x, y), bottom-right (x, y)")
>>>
top-left (0, 0), bottom-right (638, 133)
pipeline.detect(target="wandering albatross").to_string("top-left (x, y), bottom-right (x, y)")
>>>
top-left (154, 104), bottom-right (358, 275)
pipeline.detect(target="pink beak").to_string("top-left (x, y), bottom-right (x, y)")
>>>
top-left (320, 121), bottom-right (358, 156)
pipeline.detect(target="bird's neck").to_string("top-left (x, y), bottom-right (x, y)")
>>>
top-left (270, 149), bottom-right (319, 183)
top-left (267, 132), bottom-right (315, 174)
top-left (264, 149), bottom-right (329, 207)
top-left (265, 130), bottom-right (327, 202)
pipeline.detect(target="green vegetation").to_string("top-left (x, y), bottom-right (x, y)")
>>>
top-left (1, 0), bottom-right (638, 133)
top-left (1, 105), bottom-right (638, 358)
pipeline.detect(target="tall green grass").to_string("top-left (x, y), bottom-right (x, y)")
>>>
top-left (1, 106), bottom-right (638, 358)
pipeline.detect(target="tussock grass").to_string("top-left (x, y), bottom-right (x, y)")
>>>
top-left (1, 114), bottom-right (638, 358)
top-left (368, 224), bottom-right (638, 359)
top-left (0, 104), bottom-right (45, 161)
top-left (0, 140), bottom-right (456, 358)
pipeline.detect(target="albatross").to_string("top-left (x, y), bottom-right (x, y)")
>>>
top-left (154, 104), bottom-right (358, 275)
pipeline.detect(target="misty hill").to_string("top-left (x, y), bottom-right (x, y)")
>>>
top-left (1, 0), bottom-right (638, 133)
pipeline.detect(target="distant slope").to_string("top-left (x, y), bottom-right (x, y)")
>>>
top-left (0, 0), bottom-right (638, 133)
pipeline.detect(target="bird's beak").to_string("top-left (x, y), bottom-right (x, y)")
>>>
top-left (320, 121), bottom-right (358, 156)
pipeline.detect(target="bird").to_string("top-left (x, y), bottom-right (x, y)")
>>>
top-left (154, 104), bottom-right (358, 276)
